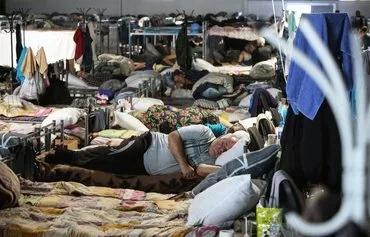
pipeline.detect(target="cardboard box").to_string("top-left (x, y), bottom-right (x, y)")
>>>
top-left (55, 139), bottom-right (79, 150)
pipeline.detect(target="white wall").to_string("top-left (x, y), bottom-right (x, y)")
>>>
top-left (6, 0), bottom-right (244, 16)
top-left (6, 0), bottom-right (370, 18)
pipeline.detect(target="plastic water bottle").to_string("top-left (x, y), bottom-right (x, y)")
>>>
top-left (277, 121), bottom-right (284, 141)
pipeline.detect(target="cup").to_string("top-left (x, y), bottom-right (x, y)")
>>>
top-left (267, 134), bottom-right (277, 145)
top-left (219, 229), bottom-right (234, 237)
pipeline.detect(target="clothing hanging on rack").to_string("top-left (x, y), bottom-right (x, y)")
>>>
top-left (363, 50), bottom-right (370, 75)
top-left (287, 13), bottom-right (353, 120)
top-left (21, 47), bottom-right (36, 79)
top-left (288, 11), bottom-right (297, 35)
top-left (15, 47), bottom-right (27, 83)
top-left (73, 26), bottom-right (84, 64)
top-left (15, 24), bottom-right (23, 63)
top-left (280, 14), bottom-right (353, 193)
top-left (280, 101), bottom-right (342, 192)
top-left (81, 24), bottom-right (93, 73)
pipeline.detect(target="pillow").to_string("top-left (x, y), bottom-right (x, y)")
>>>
top-left (250, 60), bottom-right (275, 80)
top-left (233, 130), bottom-right (251, 142)
top-left (215, 138), bottom-right (248, 166)
top-left (239, 117), bottom-right (257, 130)
top-left (171, 88), bottom-right (193, 98)
top-left (98, 129), bottom-right (139, 139)
top-left (0, 161), bottom-right (20, 209)
top-left (131, 97), bottom-right (164, 111)
top-left (3, 95), bottom-right (23, 108)
top-left (187, 175), bottom-right (261, 227)
top-left (193, 99), bottom-right (219, 110)
top-left (68, 74), bottom-right (90, 88)
top-left (192, 144), bottom-right (280, 196)
top-left (90, 137), bottom-right (124, 146)
top-left (41, 108), bottom-right (84, 128)
top-left (112, 111), bottom-right (149, 132)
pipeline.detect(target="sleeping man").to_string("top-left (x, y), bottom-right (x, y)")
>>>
top-left (46, 125), bottom-right (246, 179)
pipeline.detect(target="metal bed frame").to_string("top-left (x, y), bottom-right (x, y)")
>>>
top-left (1, 119), bottom-right (66, 168)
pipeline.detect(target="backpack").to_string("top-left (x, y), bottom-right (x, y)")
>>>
top-left (175, 15), bottom-right (192, 71)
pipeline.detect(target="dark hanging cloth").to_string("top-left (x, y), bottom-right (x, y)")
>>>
top-left (279, 101), bottom-right (342, 193)
top-left (81, 24), bottom-right (93, 73)
top-left (176, 15), bottom-right (192, 71)
top-left (39, 76), bottom-right (72, 106)
top-left (15, 24), bottom-right (23, 63)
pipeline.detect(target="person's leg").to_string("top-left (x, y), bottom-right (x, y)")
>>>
top-left (46, 132), bottom-right (152, 175)
top-left (76, 132), bottom-right (152, 174)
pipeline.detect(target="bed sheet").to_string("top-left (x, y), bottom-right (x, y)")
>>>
top-left (193, 58), bottom-right (252, 76)
top-left (213, 107), bottom-right (251, 123)
top-left (0, 178), bottom-right (197, 237)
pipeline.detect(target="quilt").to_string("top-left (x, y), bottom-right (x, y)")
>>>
top-left (0, 178), bottom-right (198, 237)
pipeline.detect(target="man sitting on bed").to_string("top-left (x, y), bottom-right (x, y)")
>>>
top-left (46, 124), bottom-right (243, 179)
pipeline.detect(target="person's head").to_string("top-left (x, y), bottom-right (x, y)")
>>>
top-left (173, 70), bottom-right (186, 86)
top-left (257, 37), bottom-right (266, 47)
top-left (77, 70), bottom-right (89, 79)
top-left (209, 134), bottom-right (239, 158)
top-left (244, 41), bottom-right (258, 53)
top-left (359, 27), bottom-right (368, 38)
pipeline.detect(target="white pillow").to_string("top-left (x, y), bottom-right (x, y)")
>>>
top-left (112, 111), bottom-right (149, 132)
top-left (187, 175), bottom-right (261, 227)
top-left (192, 58), bottom-right (217, 72)
top-left (215, 138), bottom-right (247, 166)
top-left (68, 74), bottom-right (91, 88)
top-left (238, 117), bottom-right (257, 130)
top-left (41, 108), bottom-right (84, 128)
top-left (131, 97), bottom-right (164, 111)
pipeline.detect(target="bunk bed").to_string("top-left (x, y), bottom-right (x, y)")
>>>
top-left (127, 22), bottom-right (206, 58)
top-left (203, 21), bottom-right (276, 82)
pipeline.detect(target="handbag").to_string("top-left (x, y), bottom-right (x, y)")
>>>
top-left (19, 77), bottom-right (38, 100)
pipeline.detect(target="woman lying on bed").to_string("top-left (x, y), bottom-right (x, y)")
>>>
top-left (45, 124), bottom-right (247, 179)
top-left (130, 104), bottom-right (232, 136)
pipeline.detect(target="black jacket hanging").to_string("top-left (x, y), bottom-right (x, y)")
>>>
top-left (82, 24), bottom-right (93, 73)
top-left (279, 101), bottom-right (342, 192)
top-left (16, 24), bottom-right (23, 63)
top-left (176, 15), bottom-right (192, 71)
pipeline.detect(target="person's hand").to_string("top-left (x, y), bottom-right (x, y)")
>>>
top-left (180, 164), bottom-right (196, 179)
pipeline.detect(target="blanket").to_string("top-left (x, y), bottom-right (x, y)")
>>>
top-left (0, 178), bottom-right (196, 236)
top-left (0, 99), bottom-right (52, 118)
top-left (36, 157), bottom-right (203, 194)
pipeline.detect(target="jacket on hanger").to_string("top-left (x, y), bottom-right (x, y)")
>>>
top-left (15, 24), bottom-right (23, 63)
top-left (287, 13), bottom-right (353, 120)
top-left (73, 27), bottom-right (84, 64)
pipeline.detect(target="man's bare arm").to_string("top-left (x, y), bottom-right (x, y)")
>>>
top-left (168, 130), bottom-right (195, 179)
top-left (196, 164), bottom-right (221, 177)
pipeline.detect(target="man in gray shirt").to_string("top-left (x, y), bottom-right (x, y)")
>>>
top-left (46, 124), bottom-right (241, 178)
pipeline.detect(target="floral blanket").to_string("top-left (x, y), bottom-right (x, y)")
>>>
top-left (0, 179), bottom-right (204, 237)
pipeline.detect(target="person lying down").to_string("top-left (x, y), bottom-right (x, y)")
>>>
top-left (45, 124), bottom-right (248, 179)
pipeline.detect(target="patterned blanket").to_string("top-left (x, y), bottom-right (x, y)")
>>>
top-left (0, 179), bottom-right (203, 237)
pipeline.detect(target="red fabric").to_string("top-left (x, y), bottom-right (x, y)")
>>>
top-left (73, 27), bottom-right (84, 62)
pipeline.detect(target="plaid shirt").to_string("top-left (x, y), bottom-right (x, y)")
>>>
top-left (177, 125), bottom-right (216, 167)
